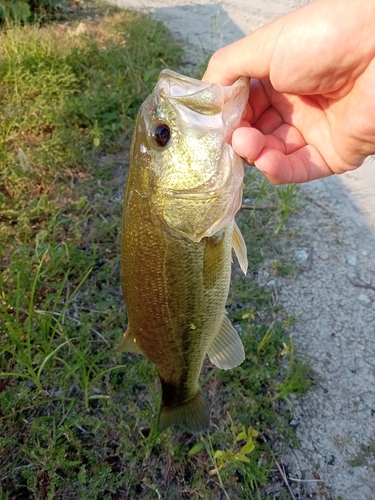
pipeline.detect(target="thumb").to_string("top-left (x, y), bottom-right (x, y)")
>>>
top-left (202, 20), bottom-right (284, 85)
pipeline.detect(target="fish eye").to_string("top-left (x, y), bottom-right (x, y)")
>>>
top-left (153, 124), bottom-right (171, 147)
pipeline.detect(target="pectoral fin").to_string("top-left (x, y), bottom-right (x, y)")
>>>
top-left (232, 221), bottom-right (248, 275)
top-left (116, 329), bottom-right (144, 355)
top-left (207, 315), bottom-right (245, 369)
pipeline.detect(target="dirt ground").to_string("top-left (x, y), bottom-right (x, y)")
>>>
top-left (112, 1), bottom-right (375, 498)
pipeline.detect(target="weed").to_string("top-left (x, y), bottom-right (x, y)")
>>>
top-left (272, 337), bottom-right (313, 413)
top-left (271, 258), bottom-right (296, 277)
top-left (242, 171), bottom-right (299, 236)
top-left (348, 442), bottom-right (375, 470)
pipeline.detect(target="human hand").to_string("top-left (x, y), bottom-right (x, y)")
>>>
top-left (203, 0), bottom-right (375, 184)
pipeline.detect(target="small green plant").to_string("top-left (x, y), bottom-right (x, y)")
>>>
top-left (273, 337), bottom-right (313, 412)
top-left (188, 423), bottom-right (270, 498)
top-left (274, 183), bottom-right (299, 234)
top-left (242, 171), bottom-right (299, 236)
top-left (257, 321), bottom-right (275, 353)
top-left (271, 258), bottom-right (295, 277)
top-left (212, 424), bottom-right (259, 473)
top-left (187, 424), bottom-right (259, 472)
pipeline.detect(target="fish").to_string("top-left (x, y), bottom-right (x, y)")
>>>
top-left (119, 69), bottom-right (250, 433)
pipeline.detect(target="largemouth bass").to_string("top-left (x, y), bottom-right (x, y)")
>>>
top-left (119, 69), bottom-right (249, 432)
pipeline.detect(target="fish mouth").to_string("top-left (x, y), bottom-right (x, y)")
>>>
top-left (164, 189), bottom-right (217, 200)
top-left (162, 174), bottom-right (227, 201)
top-left (157, 69), bottom-right (249, 127)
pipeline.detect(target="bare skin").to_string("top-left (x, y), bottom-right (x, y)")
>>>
top-left (203, 0), bottom-right (375, 184)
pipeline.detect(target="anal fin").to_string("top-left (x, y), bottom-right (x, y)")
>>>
top-left (116, 329), bottom-right (143, 355)
top-left (207, 315), bottom-right (245, 369)
top-left (232, 221), bottom-right (248, 275)
top-left (158, 389), bottom-right (210, 433)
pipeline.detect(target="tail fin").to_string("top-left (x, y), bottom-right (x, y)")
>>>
top-left (158, 389), bottom-right (210, 433)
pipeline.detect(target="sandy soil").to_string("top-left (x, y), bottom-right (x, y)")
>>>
top-left (111, 1), bottom-right (375, 498)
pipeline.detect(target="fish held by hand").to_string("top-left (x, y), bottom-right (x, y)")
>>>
top-left (119, 69), bottom-right (250, 433)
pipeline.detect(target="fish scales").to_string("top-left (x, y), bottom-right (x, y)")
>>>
top-left (120, 70), bottom-right (250, 432)
top-left (122, 161), bottom-right (232, 417)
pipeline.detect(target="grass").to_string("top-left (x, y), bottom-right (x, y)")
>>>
top-left (0, 2), bottom-right (312, 499)
top-left (348, 442), bottom-right (375, 471)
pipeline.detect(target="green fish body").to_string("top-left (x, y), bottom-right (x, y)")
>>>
top-left (120, 70), bottom-right (250, 432)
